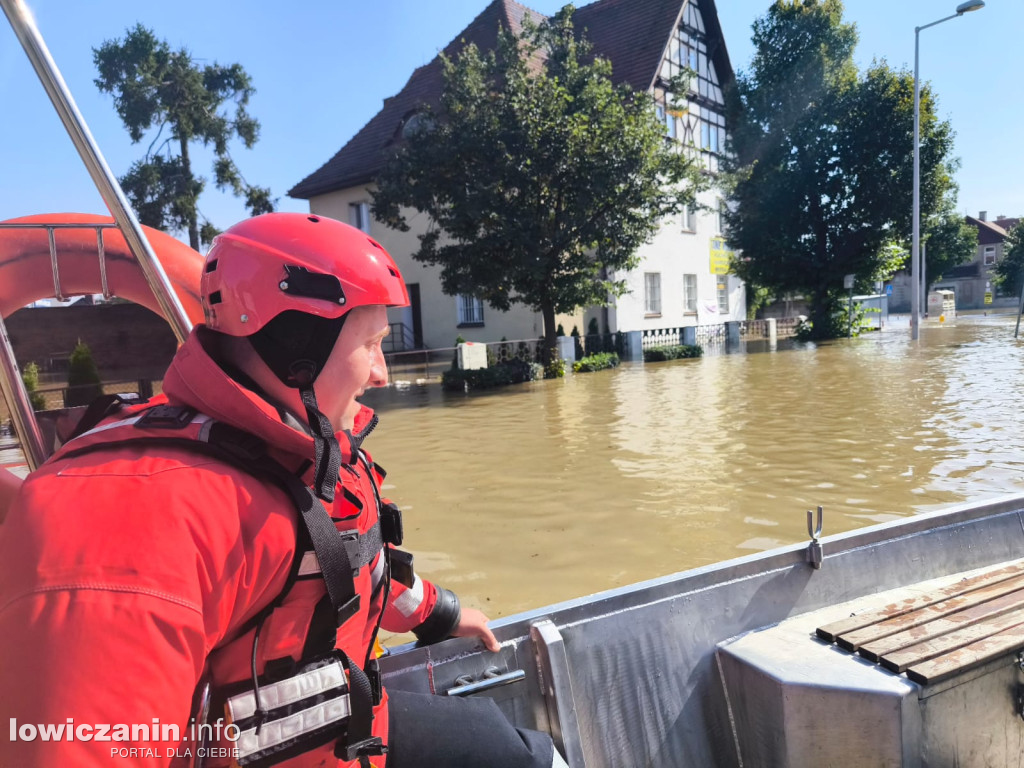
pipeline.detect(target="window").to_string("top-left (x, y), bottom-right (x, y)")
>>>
top-left (645, 273), bottom-right (662, 316)
top-left (683, 274), bottom-right (697, 313)
top-left (349, 202), bottom-right (371, 234)
top-left (456, 295), bottom-right (484, 326)
top-left (682, 205), bottom-right (696, 233)
top-left (984, 245), bottom-right (997, 265)
top-left (717, 279), bottom-right (729, 315)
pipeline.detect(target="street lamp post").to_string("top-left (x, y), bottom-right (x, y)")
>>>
top-left (912, 0), bottom-right (984, 340)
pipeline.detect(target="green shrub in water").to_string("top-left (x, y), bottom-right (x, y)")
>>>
top-left (643, 345), bottom-right (702, 363)
top-left (573, 352), bottom-right (620, 373)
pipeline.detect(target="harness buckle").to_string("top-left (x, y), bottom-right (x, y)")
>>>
top-left (366, 658), bottom-right (382, 706)
top-left (340, 530), bottom-right (363, 577)
top-left (134, 404), bottom-right (196, 430)
top-left (380, 502), bottom-right (404, 546)
top-left (338, 736), bottom-right (387, 762)
top-left (336, 594), bottom-right (361, 627)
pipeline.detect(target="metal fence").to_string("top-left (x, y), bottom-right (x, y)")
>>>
top-left (385, 337), bottom-right (558, 382)
top-left (33, 379), bottom-right (159, 411)
top-left (641, 319), bottom-right (801, 350)
top-left (383, 319), bottom-right (806, 382)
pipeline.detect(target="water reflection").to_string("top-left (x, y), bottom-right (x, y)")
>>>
top-left (363, 316), bottom-right (1024, 617)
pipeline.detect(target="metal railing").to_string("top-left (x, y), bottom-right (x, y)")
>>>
top-left (641, 319), bottom-right (801, 350)
top-left (384, 336), bottom-right (553, 382)
top-left (32, 379), bottom-right (157, 411)
top-left (383, 322), bottom-right (416, 353)
top-left (384, 347), bottom-right (458, 382)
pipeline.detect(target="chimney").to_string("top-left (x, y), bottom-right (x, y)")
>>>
top-left (997, 214), bottom-right (1006, 221)
top-left (979, 211), bottom-right (988, 221)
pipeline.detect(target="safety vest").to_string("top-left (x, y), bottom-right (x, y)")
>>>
top-left (53, 400), bottom-right (402, 767)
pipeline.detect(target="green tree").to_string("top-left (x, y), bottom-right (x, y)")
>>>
top-left (923, 209), bottom-right (977, 294)
top-left (994, 224), bottom-right (1024, 298)
top-left (372, 6), bottom-right (704, 360)
top-left (724, 0), bottom-right (958, 338)
top-left (21, 362), bottom-right (47, 411)
top-left (66, 341), bottom-right (103, 408)
top-left (94, 24), bottom-right (274, 250)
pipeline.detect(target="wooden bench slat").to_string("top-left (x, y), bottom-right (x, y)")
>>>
top-left (877, 606), bottom-right (1024, 673)
top-left (833, 572), bottom-right (1024, 652)
top-left (905, 625), bottom-right (1024, 686)
top-left (858, 587), bottom-right (1024, 662)
top-left (816, 562), bottom-right (1024, 642)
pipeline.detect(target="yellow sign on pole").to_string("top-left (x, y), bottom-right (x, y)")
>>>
top-left (709, 238), bottom-right (732, 276)
top-left (985, 292), bottom-right (993, 305)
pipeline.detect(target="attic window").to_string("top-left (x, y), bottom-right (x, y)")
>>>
top-left (401, 112), bottom-right (434, 140)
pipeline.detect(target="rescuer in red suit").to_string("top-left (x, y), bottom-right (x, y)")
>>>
top-left (0, 213), bottom-right (565, 767)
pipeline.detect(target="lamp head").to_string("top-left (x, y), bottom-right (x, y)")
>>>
top-left (956, 1), bottom-right (984, 14)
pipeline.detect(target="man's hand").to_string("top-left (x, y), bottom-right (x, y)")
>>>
top-left (451, 606), bottom-right (500, 652)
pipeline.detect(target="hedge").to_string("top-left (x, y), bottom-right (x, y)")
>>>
top-left (441, 359), bottom-right (543, 392)
top-left (573, 352), bottom-right (620, 373)
top-left (643, 345), bottom-right (702, 362)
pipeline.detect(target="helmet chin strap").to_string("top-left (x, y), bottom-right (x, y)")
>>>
top-left (245, 311), bottom-right (349, 501)
top-left (299, 385), bottom-right (342, 502)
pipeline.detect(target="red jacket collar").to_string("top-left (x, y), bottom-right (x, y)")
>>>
top-left (161, 329), bottom-right (375, 466)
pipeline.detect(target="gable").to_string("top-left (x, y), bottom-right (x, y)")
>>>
top-left (289, 0), bottom-right (735, 200)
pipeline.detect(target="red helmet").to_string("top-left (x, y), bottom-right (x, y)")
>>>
top-left (201, 212), bottom-right (409, 336)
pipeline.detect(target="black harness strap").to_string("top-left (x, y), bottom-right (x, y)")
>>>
top-left (64, 394), bottom-right (135, 442)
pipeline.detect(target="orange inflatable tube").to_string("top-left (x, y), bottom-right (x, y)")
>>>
top-left (0, 213), bottom-right (204, 520)
top-left (0, 213), bottom-right (204, 322)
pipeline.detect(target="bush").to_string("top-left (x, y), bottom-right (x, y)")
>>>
top-left (66, 341), bottom-right (103, 407)
top-left (21, 362), bottom-right (47, 411)
top-left (573, 352), bottom-right (620, 373)
top-left (570, 326), bottom-right (583, 360)
top-left (643, 345), bottom-right (703, 363)
top-left (441, 359), bottom-right (542, 392)
top-left (544, 357), bottom-right (566, 379)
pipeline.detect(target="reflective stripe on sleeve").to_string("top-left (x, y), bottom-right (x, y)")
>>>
top-left (72, 412), bottom-right (213, 440)
top-left (227, 660), bottom-right (347, 722)
top-left (370, 551), bottom-right (385, 587)
top-left (392, 575), bottom-right (424, 617)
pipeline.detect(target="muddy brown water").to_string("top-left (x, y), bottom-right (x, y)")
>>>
top-left (363, 315), bottom-right (1024, 622)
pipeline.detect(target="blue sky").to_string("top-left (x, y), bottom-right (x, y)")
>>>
top-left (0, 0), bottom-right (1016, 244)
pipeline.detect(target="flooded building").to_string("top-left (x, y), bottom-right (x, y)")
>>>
top-left (289, 0), bottom-right (743, 351)
top-left (890, 211), bottom-right (1022, 312)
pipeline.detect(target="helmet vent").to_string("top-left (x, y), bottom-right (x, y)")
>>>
top-left (388, 267), bottom-right (398, 277)
top-left (207, 290), bottom-right (223, 305)
top-left (205, 259), bottom-right (219, 273)
top-left (281, 265), bottom-right (345, 304)
top-left (308, 216), bottom-right (320, 224)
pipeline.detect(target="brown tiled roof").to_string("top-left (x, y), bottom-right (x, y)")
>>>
top-left (289, 0), bottom-right (539, 199)
top-left (966, 215), bottom-right (1012, 246)
top-left (290, 0), bottom-right (733, 200)
top-left (574, 0), bottom-right (733, 90)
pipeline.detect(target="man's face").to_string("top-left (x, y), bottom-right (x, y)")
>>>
top-left (316, 305), bottom-right (390, 432)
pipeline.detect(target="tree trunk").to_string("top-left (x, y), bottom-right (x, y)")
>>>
top-left (808, 288), bottom-right (836, 340)
top-left (541, 301), bottom-right (557, 366)
top-left (180, 135), bottom-right (199, 252)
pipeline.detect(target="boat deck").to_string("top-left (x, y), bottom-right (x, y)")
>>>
top-left (816, 560), bottom-right (1024, 685)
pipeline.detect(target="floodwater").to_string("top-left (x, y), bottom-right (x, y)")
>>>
top-left (363, 314), bottom-right (1024, 620)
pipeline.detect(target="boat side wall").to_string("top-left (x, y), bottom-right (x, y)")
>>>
top-left (380, 495), bottom-right (1024, 767)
